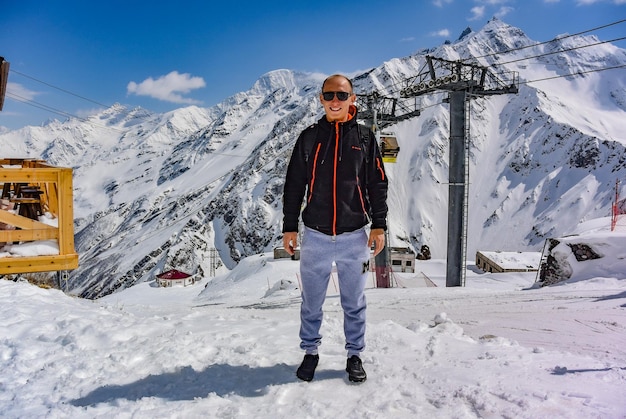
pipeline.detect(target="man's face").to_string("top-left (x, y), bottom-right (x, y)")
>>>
top-left (320, 77), bottom-right (355, 122)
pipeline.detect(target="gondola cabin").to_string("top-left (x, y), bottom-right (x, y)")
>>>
top-left (380, 133), bottom-right (399, 163)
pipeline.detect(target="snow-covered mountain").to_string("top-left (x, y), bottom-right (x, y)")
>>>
top-left (1, 18), bottom-right (625, 298)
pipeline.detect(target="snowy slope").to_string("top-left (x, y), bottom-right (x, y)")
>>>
top-left (1, 19), bottom-right (625, 298)
top-left (1, 221), bottom-right (625, 417)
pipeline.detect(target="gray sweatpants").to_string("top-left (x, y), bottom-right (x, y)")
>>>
top-left (299, 226), bottom-right (370, 357)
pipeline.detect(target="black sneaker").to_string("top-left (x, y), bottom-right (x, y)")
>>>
top-left (296, 354), bottom-right (319, 382)
top-left (346, 355), bottom-right (367, 382)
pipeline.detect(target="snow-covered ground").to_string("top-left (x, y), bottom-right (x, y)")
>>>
top-left (1, 223), bottom-right (625, 418)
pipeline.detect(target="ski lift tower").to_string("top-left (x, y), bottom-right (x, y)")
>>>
top-left (401, 56), bottom-right (518, 287)
top-left (357, 92), bottom-right (421, 287)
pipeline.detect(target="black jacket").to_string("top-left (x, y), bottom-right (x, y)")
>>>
top-left (282, 106), bottom-right (388, 236)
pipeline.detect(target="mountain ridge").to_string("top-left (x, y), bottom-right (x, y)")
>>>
top-left (1, 19), bottom-right (625, 298)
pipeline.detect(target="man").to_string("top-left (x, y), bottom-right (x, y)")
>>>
top-left (282, 74), bottom-right (388, 383)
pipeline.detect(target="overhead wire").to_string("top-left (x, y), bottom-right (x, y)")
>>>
top-left (7, 92), bottom-right (80, 120)
top-left (7, 69), bottom-right (260, 158)
top-left (382, 19), bottom-right (626, 95)
top-left (6, 71), bottom-right (255, 157)
top-left (372, 26), bottom-right (626, 123)
top-left (521, 63), bottom-right (626, 85)
top-left (369, 60), bottom-right (624, 129)
top-left (6, 91), bottom-right (126, 133)
top-left (495, 36), bottom-right (626, 67)
top-left (465, 18), bottom-right (626, 63)
top-left (400, 64), bottom-right (625, 112)
top-left (10, 69), bottom-right (111, 109)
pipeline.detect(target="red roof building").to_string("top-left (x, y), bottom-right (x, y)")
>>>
top-left (156, 269), bottom-right (196, 287)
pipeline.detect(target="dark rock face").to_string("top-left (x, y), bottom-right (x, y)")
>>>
top-left (538, 239), bottom-right (602, 286)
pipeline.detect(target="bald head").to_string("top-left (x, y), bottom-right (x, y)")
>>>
top-left (322, 74), bottom-right (353, 92)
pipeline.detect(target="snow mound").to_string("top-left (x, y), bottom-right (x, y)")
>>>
top-left (196, 254), bottom-right (301, 305)
top-left (537, 217), bottom-right (626, 286)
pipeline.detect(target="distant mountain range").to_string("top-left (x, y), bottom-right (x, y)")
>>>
top-left (1, 18), bottom-right (625, 298)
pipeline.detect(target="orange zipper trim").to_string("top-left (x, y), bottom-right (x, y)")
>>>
top-left (376, 157), bottom-right (385, 180)
top-left (332, 122), bottom-right (339, 235)
top-left (308, 142), bottom-right (322, 203)
top-left (357, 178), bottom-right (367, 214)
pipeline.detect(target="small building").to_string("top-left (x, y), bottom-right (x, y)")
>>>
top-left (156, 269), bottom-right (196, 287)
top-left (273, 247), bottom-right (300, 260)
top-left (389, 247), bottom-right (415, 273)
top-left (476, 251), bottom-right (541, 273)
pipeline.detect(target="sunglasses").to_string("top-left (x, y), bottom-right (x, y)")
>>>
top-left (322, 91), bottom-right (352, 101)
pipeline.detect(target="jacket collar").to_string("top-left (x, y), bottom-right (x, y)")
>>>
top-left (320, 104), bottom-right (358, 127)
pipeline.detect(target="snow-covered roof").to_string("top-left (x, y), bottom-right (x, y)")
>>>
top-left (477, 251), bottom-right (541, 270)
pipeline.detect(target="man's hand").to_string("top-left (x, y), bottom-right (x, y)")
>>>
top-left (283, 231), bottom-right (298, 255)
top-left (368, 228), bottom-right (385, 256)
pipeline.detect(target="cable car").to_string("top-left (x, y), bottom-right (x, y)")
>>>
top-left (379, 133), bottom-right (399, 163)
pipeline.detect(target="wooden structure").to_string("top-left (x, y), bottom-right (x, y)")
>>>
top-left (0, 159), bottom-right (78, 274)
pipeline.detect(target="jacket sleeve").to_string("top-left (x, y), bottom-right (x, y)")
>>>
top-left (282, 131), bottom-right (309, 233)
top-left (365, 130), bottom-right (389, 230)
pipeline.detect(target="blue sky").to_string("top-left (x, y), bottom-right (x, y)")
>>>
top-left (1, 0), bottom-right (624, 130)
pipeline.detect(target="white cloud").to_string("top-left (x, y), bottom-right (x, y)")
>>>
top-left (6, 82), bottom-right (38, 101)
top-left (478, 0), bottom-right (512, 4)
top-left (127, 71), bottom-right (206, 104)
top-left (469, 6), bottom-right (486, 20)
top-left (76, 107), bottom-right (105, 119)
top-left (495, 6), bottom-right (514, 17)
top-left (430, 29), bottom-right (451, 37)
top-left (433, 0), bottom-right (453, 7)
top-left (575, 0), bottom-right (626, 5)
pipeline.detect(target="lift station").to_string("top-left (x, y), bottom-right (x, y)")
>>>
top-left (358, 56), bottom-right (518, 287)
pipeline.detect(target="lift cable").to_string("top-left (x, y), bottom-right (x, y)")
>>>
top-left (6, 91), bottom-right (125, 133)
top-left (495, 36), bottom-right (626, 67)
top-left (463, 18), bottom-right (626, 63)
top-left (9, 68), bottom-right (111, 109)
top-left (379, 36), bottom-right (624, 103)
top-left (382, 21), bottom-right (625, 95)
top-left (521, 63), bottom-right (626, 85)
top-left (7, 90), bottom-right (254, 158)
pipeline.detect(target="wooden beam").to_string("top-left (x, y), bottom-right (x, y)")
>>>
top-left (0, 228), bottom-right (58, 242)
top-left (0, 254), bottom-right (79, 274)
top-left (0, 209), bottom-right (53, 230)
top-left (56, 168), bottom-right (75, 255)
top-left (0, 159), bottom-right (49, 167)
top-left (0, 168), bottom-right (60, 183)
